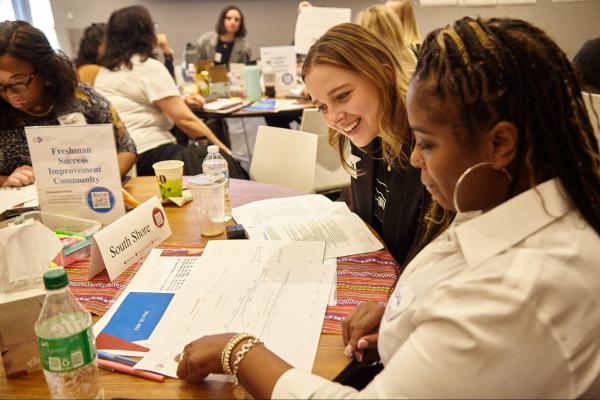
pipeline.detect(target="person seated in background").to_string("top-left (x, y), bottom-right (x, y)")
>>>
top-left (356, 4), bottom-right (417, 78)
top-left (75, 22), bottom-right (177, 86)
top-left (196, 5), bottom-right (252, 68)
top-left (0, 20), bottom-right (137, 187)
top-left (385, 0), bottom-right (421, 55)
top-left (74, 23), bottom-right (106, 86)
top-left (95, 5), bottom-right (239, 177)
top-left (175, 17), bottom-right (600, 398)
top-left (573, 37), bottom-right (600, 94)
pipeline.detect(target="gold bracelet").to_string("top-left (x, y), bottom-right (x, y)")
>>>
top-left (221, 333), bottom-right (253, 375)
top-left (231, 337), bottom-right (264, 400)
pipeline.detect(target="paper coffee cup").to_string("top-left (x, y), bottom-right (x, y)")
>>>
top-left (152, 160), bottom-right (184, 199)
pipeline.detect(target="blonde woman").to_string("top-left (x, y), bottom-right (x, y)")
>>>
top-left (385, 0), bottom-right (421, 54)
top-left (356, 4), bottom-right (416, 79)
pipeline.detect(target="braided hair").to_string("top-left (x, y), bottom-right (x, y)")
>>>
top-left (413, 17), bottom-right (600, 235)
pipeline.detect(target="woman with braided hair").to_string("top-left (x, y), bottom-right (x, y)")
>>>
top-left (174, 17), bottom-right (600, 398)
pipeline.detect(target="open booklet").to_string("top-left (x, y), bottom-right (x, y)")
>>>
top-left (232, 194), bottom-right (383, 259)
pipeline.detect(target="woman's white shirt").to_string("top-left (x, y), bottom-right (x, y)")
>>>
top-left (95, 55), bottom-right (181, 154)
top-left (273, 179), bottom-right (600, 399)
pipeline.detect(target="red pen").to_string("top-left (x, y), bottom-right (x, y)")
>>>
top-left (97, 359), bottom-right (165, 382)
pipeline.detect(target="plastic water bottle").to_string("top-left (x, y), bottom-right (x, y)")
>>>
top-left (35, 268), bottom-right (103, 399)
top-left (263, 61), bottom-right (276, 98)
top-left (202, 145), bottom-right (231, 221)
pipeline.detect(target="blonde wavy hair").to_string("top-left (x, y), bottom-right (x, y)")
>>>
top-left (301, 23), bottom-right (411, 170)
top-left (386, 0), bottom-right (421, 50)
top-left (356, 4), bottom-right (416, 78)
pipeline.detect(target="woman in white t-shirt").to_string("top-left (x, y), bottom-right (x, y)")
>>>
top-left (95, 5), bottom-right (232, 176)
top-left (174, 18), bottom-right (600, 398)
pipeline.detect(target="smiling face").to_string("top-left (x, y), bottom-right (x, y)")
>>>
top-left (223, 9), bottom-right (241, 35)
top-left (304, 64), bottom-right (381, 148)
top-left (407, 80), bottom-right (490, 211)
top-left (0, 54), bottom-right (46, 112)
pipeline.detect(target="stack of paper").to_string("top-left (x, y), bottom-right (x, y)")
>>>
top-left (135, 240), bottom-right (336, 378)
top-left (232, 195), bottom-right (383, 259)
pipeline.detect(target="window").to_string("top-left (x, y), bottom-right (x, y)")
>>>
top-left (1, 0), bottom-right (60, 49)
top-left (0, 0), bottom-right (16, 20)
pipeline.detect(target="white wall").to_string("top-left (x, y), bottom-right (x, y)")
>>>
top-left (50, 0), bottom-right (600, 62)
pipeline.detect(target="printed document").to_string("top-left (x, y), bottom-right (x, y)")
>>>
top-left (0, 184), bottom-right (37, 214)
top-left (135, 240), bottom-right (335, 378)
top-left (232, 195), bottom-right (383, 259)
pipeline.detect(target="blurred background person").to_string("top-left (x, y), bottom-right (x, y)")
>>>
top-left (74, 23), bottom-right (106, 86)
top-left (385, 0), bottom-right (422, 55)
top-left (96, 5), bottom-right (235, 176)
top-left (356, 4), bottom-right (417, 79)
top-left (196, 5), bottom-right (251, 68)
top-left (0, 20), bottom-right (136, 187)
top-left (573, 37), bottom-right (600, 94)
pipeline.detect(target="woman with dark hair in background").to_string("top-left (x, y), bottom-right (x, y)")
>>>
top-left (573, 37), bottom-right (600, 94)
top-left (75, 22), bottom-right (176, 86)
top-left (196, 5), bottom-right (252, 67)
top-left (0, 20), bottom-right (136, 187)
top-left (74, 23), bottom-right (106, 85)
top-left (95, 5), bottom-right (236, 176)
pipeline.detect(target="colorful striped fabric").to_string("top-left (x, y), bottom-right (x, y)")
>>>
top-left (322, 250), bottom-right (399, 334)
top-left (66, 245), bottom-right (399, 334)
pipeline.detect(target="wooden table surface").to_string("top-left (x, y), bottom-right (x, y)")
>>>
top-left (0, 177), bottom-right (350, 399)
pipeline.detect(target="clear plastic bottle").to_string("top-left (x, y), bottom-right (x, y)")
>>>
top-left (35, 268), bottom-right (104, 399)
top-left (263, 61), bottom-right (276, 98)
top-left (202, 145), bottom-right (231, 221)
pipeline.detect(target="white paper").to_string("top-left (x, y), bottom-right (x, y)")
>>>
top-left (459, 0), bottom-right (496, 4)
top-left (135, 240), bottom-right (334, 378)
top-left (294, 7), bottom-right (351, 55)
top-left (93, 248), bottom-right (204, 355)
top-left (260, 46), bottom-right (297, 96)
top-left (202, 98), bottom-right (244, 111)
top-left (232, 195), bottom-right (383, 259)
top-left (420, 0), bottom-right (458, 5)
top-left (0, 184), bottom-right (38, 214)
top-left (25, 124), bottom-right (125, 225)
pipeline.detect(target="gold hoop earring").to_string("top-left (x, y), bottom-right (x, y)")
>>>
top-left (453, 161), bottom-right (512, 213)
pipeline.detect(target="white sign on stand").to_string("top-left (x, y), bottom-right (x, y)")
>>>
top-left (25, 124), bottom-right (125, 225)
top-left (260, 46), bottom-right (297, 96)
top-left (89, 197), bottom-right (172, 281)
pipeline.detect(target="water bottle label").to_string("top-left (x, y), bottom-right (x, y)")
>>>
top-left (38, 327), bottom-right (97, 372)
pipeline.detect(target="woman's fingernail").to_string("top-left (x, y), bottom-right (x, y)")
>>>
top-left (344, 344), bottom-right (353, 357)
top-left (357, 339), bottom-right (368, 349)
top-left (355, 351), bottom-right (363, 362)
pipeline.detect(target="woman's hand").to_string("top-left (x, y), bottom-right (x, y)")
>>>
top-left (2, 165), bottom-right (34, 187)
top-left (176, 333), bottom-right (236, 383)
top-left (342, 301), bottom-right (385, 362)
top-left (184, 93), bottom-right (206, 109)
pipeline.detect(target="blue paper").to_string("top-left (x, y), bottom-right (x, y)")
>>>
top-left (102, 292), bottom-right (174, 342)
top-left (244, 99), bottom-right (276, 111)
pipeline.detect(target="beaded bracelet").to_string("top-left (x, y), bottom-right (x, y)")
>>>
top-left (221, 333), bottom-right (253, 375)
top-left (231, 337), bottom-right (264, 400)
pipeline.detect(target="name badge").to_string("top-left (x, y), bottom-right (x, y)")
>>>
top-left (89, 197), bottom-right (172, 280)
top-left (384, 280), bottom-right (415, 322)
top-left (57, 112), bottom-right (87, 126)
top-left (348, 154), bottom-right (361, 179)
top-left (214, 52), bottom-right (222, 63)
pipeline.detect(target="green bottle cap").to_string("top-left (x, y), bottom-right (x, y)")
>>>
top-left (43, 268), bottom-right (69, 290)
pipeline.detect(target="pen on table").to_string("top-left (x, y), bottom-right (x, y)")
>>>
top-left (97, 350), bottom-right (138, 366)
top-left (97, 359), bottom-right (165, 383)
